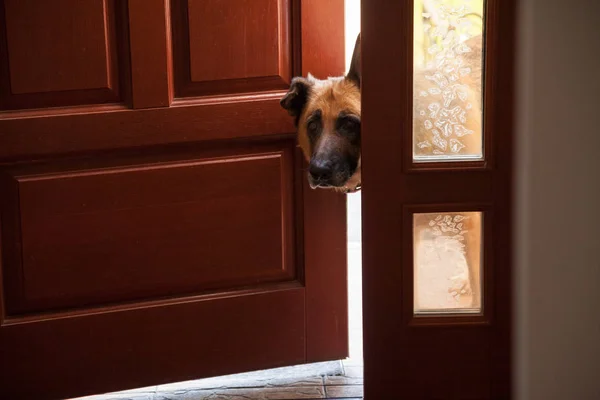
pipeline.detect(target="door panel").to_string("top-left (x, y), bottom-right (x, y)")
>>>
top-left (171, 0), bottom-right (291, 97)
top-left (187, 0), bottom-right (285, 81)
top-left (0, 0), bottom-right (347, 398)
top-left (128, 0), bottom-right (173, 108)
top-left (361, 0), bottom-right (514, 398)
top-left (2, 146), bottom-right (296, 314)
top-left (0, 98), bottom-right (291, 159)
top-left (0, 0), bottom-right (130, 110)
top-left (2, 286), bottom-right (306, 399)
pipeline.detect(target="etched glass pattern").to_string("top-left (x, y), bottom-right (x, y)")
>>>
top-left (413, 0), bottom-right (485, 161)
top-left (413, 212), bottom-right (482, 314)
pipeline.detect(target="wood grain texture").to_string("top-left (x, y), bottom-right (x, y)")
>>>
top-left (361, 0), bottom-right (514, 398)
top-left (128, 0), bottom-right (174, 108)
top-left (0, 0), bottom-right (131, 110)
top-left (489, 0), bottom-right (516, 395)
top-left (171, 0), bottom-right (291, 97)
top-left (0, 94), bottom-right (294, 161)
top-left (5, 0), bottom-right (110, 94)
top-left (188, 0), bottom-right (279, 82)
top-left (3, 149), bottom-right (296, 314)
top-left (300, 0), bottom-right (346, 80)
top-left (303, 160), bottom-right (348, 363)
top-left (299, 0), bottom-right (348, 363)
top-left (0, 287), bottom-right (306, 399)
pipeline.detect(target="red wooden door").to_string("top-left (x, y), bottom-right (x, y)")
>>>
top-left (0, 1), bottom-right (348, 399)
top-left (361, 0), bottom-right (514, 399)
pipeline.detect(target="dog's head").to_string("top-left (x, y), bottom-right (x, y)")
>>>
top-left (280, 34), bottom-right (362, 193)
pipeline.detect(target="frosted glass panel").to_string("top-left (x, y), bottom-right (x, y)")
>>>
top-left (413, 212), bottom-right (482, 314)
top-left (413, 0), bottom-right (485, 161)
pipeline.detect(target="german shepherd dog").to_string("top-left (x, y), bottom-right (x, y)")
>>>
top-left (280, 32), bottom-right (483, 195)
top-left (280, 34), bottom-right (363, 194)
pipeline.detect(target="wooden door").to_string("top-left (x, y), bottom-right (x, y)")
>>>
top-left (0, 1), bottom-right (348, 399)
top-left (361, 0), bottom-right (514, 399)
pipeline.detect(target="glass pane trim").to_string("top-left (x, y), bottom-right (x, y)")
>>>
top-left (413, 0), bottom-right (485, 161)
top-left (413, 212), bottom-right (483, 314)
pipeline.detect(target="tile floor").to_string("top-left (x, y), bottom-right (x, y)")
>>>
top-left (76, 360), bottom-right (362, 400)
top-left (74, 194), bottom-right (364, 400)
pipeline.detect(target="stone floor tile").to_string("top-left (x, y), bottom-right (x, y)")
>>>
top-left (156, 362), bottom-right (338, 392)
top-left (71, 386), bottom-right (157, 400)
top-left (323, 374), bottom-right (363, 386)
top-left (325, 385), bottom-right (364, 399)
top-left (154, 385), bottom-right (326, 400)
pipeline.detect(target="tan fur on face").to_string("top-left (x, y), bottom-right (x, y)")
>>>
top-left (297, 75), bottom-right (362, 192)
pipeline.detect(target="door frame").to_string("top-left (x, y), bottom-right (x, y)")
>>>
top-left (360, 0), bottom-right (516, 397)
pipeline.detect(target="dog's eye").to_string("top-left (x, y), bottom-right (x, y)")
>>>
top-left (305, 110), bottom-right (322, 141)
top-left (341, 118), bottom-right (359, 130)
top-left (337, 115), bottom-right (361, 138)
top-left (306, 120), bottom-right (321, 141)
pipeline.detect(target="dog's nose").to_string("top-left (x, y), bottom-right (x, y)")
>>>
top-left (309, 159), bottom-right (333, 183)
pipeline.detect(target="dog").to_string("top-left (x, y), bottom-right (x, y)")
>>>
top-left (280, 34), bottom-right (363, 194)
top-left (280, 31), bottom-right (483, 194)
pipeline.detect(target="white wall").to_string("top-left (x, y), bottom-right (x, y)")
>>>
top-left (345, 0), bottom-right (362, 244)
top-left (514, 0), bottom-right (600, 399)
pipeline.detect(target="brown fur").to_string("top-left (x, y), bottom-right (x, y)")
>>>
top-left (297, 76), bottom-right (362, 192)
top-left (280, 34), bottom-right (362, 193)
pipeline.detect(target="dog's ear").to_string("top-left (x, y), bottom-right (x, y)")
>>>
top-left (346, 33), bottom-right (361, 89)
top-left (280, 77), bottom-right (312, 122)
